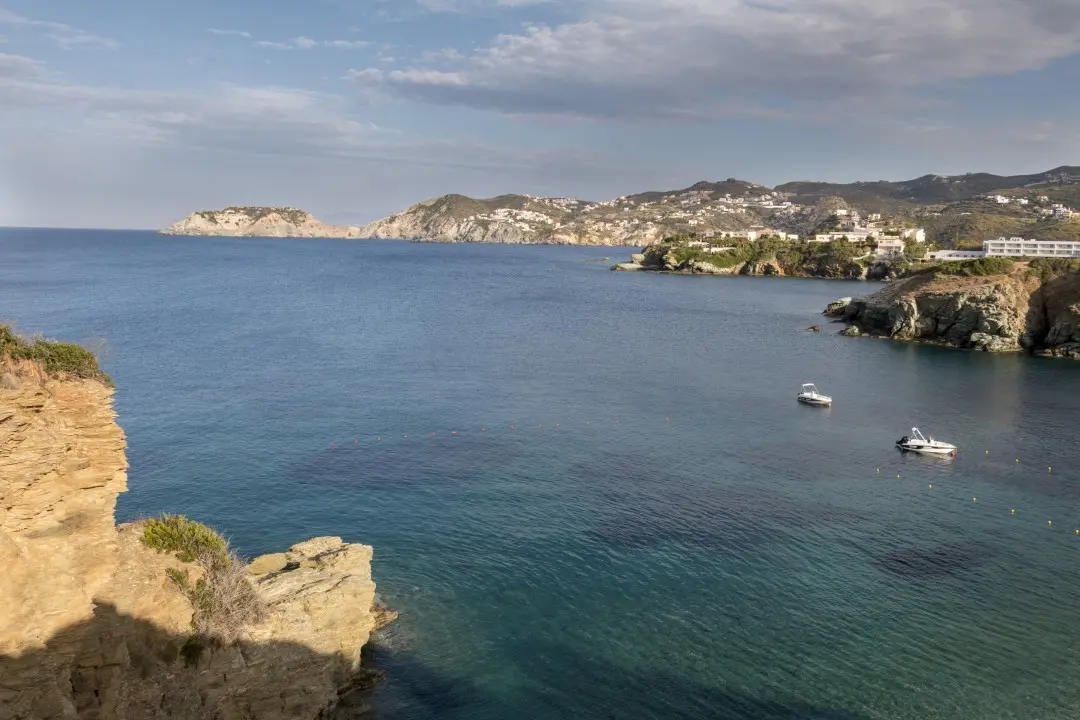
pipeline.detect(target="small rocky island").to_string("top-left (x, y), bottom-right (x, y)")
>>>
top-left (824, 258), bottom-right (1080, 358)
top-left (162, 206), bottom-right (366, 238)
top-left (0, 326), bottom-right (394, 718)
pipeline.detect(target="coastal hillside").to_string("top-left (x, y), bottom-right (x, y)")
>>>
top-left (162, 206), bottom-right (365, 238)
top-left (826, 259), bottom-right (1080, 358)
top-left (355, 166), bottom-right (1080, 246)
top-left (777, 166), bottom-right (1080, 212)
top-left (0, 327), bottom-right (390, 718)
top-left (163, 165), bottom-right (1080, 246)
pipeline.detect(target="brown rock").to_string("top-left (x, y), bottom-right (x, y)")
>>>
top-left (248, 553), bottom-right (289, 576)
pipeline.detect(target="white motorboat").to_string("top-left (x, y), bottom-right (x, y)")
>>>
top-left (797, 383), bottom-right (832, 407)
top-left (896, 427), bottom-right (956, 456)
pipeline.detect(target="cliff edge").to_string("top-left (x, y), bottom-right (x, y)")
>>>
top-left (161, 207), bottom-right (365, 239)
top-left (0, 332), bottom-right (388, 719)
top-left (825, 261), bottom-right (1080, 357)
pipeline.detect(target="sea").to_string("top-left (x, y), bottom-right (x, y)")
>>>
top-left (3, 227), bottom-right (1080, 720)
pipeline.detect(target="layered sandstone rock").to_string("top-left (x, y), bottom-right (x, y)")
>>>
top-left (0, 375), bottom-right (384, 719)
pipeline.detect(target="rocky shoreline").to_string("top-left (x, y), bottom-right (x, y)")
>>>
top-left (824, 268), bottom-right (1080, 358)
top-left (612, 244), bottom-right (896, 281)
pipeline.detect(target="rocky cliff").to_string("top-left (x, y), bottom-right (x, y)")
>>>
top-left (1, 366), bottom-right (388, 718)
top-left (826, 267), bottom-right (1080, 357)
top-left (161, 207), bottom-right (366, 238)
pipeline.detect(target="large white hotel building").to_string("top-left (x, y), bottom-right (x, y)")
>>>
top-left (982, 237), bottom-right (1080, 258)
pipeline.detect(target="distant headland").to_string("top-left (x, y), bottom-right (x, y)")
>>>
top-left (163, 165), bottom-right (1080, 246)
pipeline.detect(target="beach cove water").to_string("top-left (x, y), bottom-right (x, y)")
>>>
top-left (3, 227), bottom-right (1080, 719)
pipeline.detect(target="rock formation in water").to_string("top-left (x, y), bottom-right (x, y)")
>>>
top-left (0, 339), bottom-right (388, 719)
top-left (826, 265), bottom-right (1080, 357)
top-left (161, 207), bottom-right (366, 238)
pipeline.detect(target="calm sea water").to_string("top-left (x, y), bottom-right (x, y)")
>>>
top-left (3, 227), bottom-right (1080, 719)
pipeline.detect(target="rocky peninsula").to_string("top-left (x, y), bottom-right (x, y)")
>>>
top-left (0, 327), bottom-right (392, 719)
top-left (612, 235), bottom-right (900, 280)
top-left (825, 259), bottom-right (1080, 358)
top-left (162, 207), bottom-right (366, 238)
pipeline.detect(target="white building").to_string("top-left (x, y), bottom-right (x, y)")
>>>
top-left (811, 231), bottom-right (875, 244)
top-left (927, 249), bottom-right (987, 260)
top-left (1051, 204), bottom-right (1075, 219)
top-left (876, 238), bottom-right (906, 256)
top-left (989, 195), bottom-right (1010, 204)
top-left (983, 237), bottom-right (1080, 258)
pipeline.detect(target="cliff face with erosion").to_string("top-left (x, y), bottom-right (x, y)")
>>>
top-left (1, 374), bottom-right (384, 719)
top-left (826, 269), bottom-right (1080, 357)
top-left (162, 207), bottom-right (366, 238)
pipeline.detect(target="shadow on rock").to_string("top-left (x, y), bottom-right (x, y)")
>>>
top-left (0, 602), bottom-right (385, 720)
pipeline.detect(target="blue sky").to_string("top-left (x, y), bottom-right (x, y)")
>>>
top-left (1, 0), bottom-right (1079, 228)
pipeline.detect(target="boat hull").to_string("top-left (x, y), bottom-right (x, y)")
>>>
top-left (896, 443), bottom-right (955, 455)
top-left (797, 396), bottom-right (832, 407)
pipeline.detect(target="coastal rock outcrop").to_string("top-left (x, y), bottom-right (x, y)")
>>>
top-left (828, 266), bottom-right (1080, 357)
top-left (834, 273), bottom-right (1032, 351)
top-left (162, 207), bottom-right (366, 239)
top-left (1, 369), bottom-right (385, 718)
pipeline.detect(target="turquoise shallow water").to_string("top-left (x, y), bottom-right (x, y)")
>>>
top-left (3, 227), bottom-right (1080, 719)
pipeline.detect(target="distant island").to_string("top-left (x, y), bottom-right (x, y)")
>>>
top-left (162, 165), bottom-right (1080, 247)
top-left (161, 206), bottom-right (366, 238)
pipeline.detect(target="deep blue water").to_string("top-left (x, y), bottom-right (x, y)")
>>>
top-left (3, 227), bottom-right (1080, 719)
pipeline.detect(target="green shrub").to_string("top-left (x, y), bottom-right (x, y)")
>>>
top-left (1028, 258), bottom-right (1080, 283)
top-left (0, 325), bottom-right (112, 385)
top-left (935, 257), bottom-right (1015, 277)
top-left (142, 514), bottom-right (228, 565)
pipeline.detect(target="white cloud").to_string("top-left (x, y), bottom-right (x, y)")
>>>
top-left (0, 56), bottom-right (648, 227)
top-left (253, 36), bottom-right (371, 50)
top-left (0, 52), bottom-right (47, 78)
top-left (208, 28), bottom-right (252, 38)
top-left (0, 7), bottom-right (117, 50)
top-left (350, 0), bottom-right (1080, 120)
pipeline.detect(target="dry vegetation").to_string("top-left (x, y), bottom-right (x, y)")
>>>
top-left (141, 515), bottom-right (265, 652)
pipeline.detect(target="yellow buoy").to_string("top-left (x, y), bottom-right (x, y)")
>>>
top-left (928, 484), bottom-right (933, 489)
top-left (876, 468), bottom-right (880, 473)
top-left (1049, 467), bottom-right (1052, 473)
top-left (972, 497), bottom-right (977, 502)
top-left (1048, 520), bottom-right (1053, 526)
top-left (985, 450), bottom-right (988, 454)
top-left (1016, 458), bottom-right (1019, 463)
top-left (1011, 508), bottom-right (1015, 514)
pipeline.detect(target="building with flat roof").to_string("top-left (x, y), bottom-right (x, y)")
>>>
top-left (983, 237), bottom-right (1080, 258)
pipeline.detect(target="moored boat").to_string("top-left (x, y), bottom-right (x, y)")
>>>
top-left (797, 383), bottom-right (832, 407)
top-left (896, 427), bottom-right (956, 456)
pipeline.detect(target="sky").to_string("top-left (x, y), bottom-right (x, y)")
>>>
top-left (1, 0), bottom-right (1079, 228)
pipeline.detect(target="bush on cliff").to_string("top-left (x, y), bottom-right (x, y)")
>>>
top-left (141, 514), bottom-right (265, 651)
top-left (937, 257), bottom-right (1016, 277)
top-left (1028, 258), bottom-right (1080, 283)
top-left (0, 325), bottom-right (112, 385)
